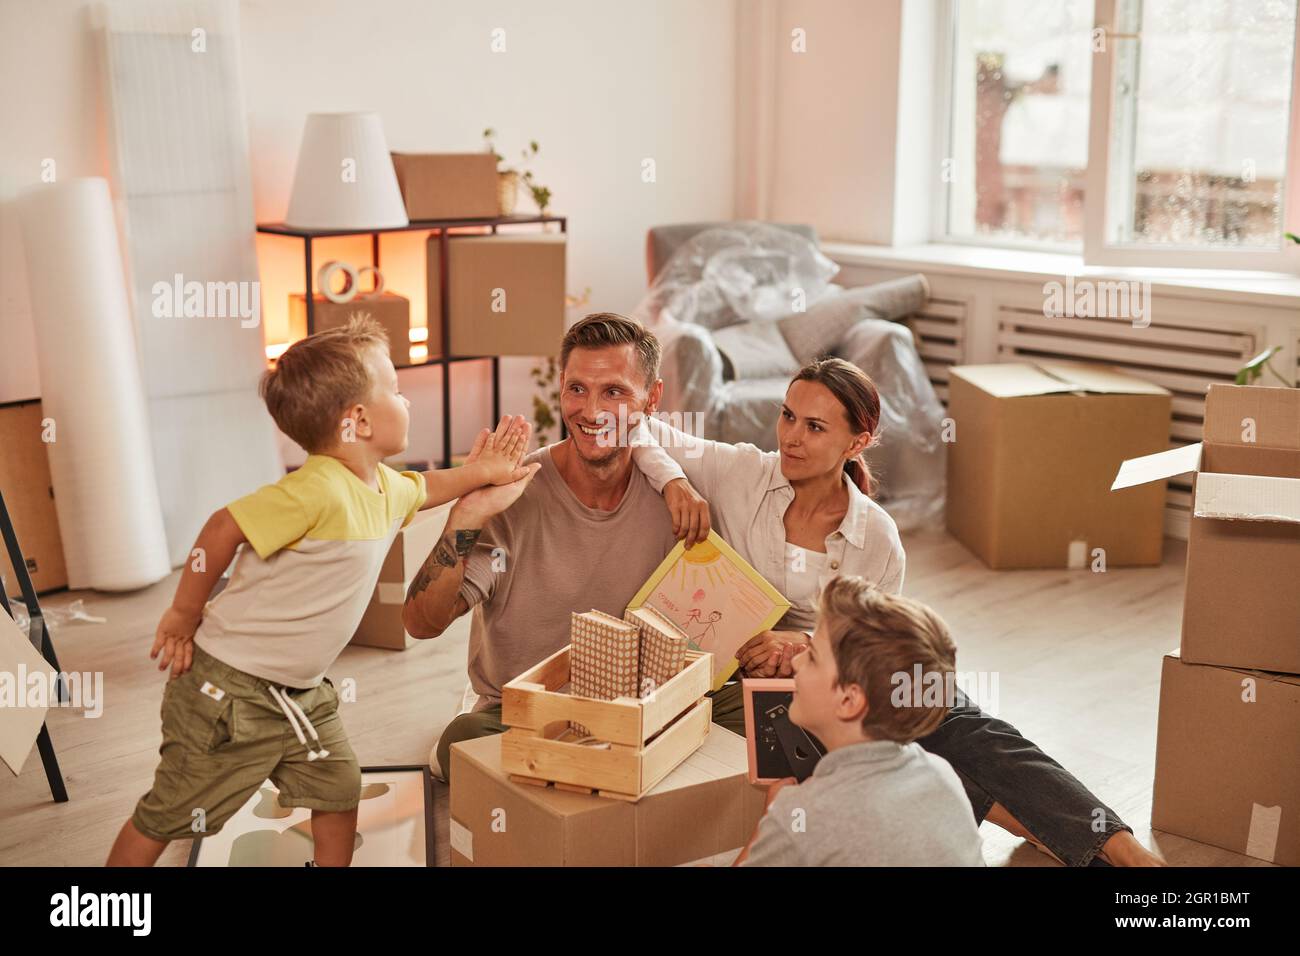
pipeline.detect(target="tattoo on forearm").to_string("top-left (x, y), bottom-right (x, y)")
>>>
top-left (405, 529), bottom-right (482, 603)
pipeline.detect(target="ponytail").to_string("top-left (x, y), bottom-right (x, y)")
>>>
top-left (845, 453), bottom-right (874, 497)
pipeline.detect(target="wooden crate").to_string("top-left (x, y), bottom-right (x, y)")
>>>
top-left (500, 645), bottom-right (713, 801)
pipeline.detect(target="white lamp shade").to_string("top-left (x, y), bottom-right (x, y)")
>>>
top-left (284, 112), bottom-right (409, 230)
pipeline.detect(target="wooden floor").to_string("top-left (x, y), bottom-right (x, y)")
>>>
top-left (0, 528), bottom-right (1270, 867)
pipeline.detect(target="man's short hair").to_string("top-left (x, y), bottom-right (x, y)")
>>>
top-left (818, 576), bottom-right (958, 743)
top-left (559, 312), bottom-right (661, 388)
top-left (260, 315), bottom-right (388, 453)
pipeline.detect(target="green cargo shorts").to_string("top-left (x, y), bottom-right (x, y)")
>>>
top-left (132, 645), bottom-right (361, 843)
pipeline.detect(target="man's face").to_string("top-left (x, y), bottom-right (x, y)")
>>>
top-left (559, 344), bottom-right (662, 467)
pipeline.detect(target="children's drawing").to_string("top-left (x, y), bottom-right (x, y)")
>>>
top-left (627, 532), bottom-right (791, 689)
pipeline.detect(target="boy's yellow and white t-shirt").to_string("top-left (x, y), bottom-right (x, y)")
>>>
top-left (194, 455), bottom-right (426, 688)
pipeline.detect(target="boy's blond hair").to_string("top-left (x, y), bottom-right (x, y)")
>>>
top-left (818, 576), bottom-right (957, 743)
top-left (260, 315), bottom-right (389, 453)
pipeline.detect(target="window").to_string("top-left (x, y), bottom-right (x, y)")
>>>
top-left (942, 0), bottom-right (1300, 269)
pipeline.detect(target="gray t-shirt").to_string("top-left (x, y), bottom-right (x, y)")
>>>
top-left (458, 446), bottom-right (679, 707)
top-left (741, 739), bottom-right (985, 866)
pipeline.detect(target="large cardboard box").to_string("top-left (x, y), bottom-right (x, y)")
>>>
top-left (350, 502), bottom-right (448, 650)
top-left (449, 724), bottom-right (766, 866)
top-left (426, 234), bottom-right (566, 358)
top-left (946, 361), bottom-right (1171, 569)
top-left (1113, 385), bottom-right (1300, 674)
top-left (0, 401), bottom-right (67, 594)
top-left (288, 292), bottom-right (411, 366)
top-left (1152, 651), bottom-right (1300, 866)
top-left (390, 152), bottom-right (499, 220)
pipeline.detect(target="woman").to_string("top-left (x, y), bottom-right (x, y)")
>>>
top-left (633, 357), bottom-right (1160, 867)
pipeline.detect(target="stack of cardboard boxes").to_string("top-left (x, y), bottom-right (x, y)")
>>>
top-left (1113, 384), bottom-right (1300, 865)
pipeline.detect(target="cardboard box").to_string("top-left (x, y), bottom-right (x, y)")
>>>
top-left (946, 361), bottom-right (1171, 569)
top-left (0, 401), bottom-right (67, 594)
top-left (426, 234), bottom-right (566, 357)
top-left (1152, 651), bottom-right (1300, 866)
top-left (1113, 385), bottom-right (1300, 674)
top-left (449, 724), bottom-right (767, 866)
top-left (390, 152), bottom-right (499, 221)
top-left (350, 503), bottom-right (448, 650)
top-left (288, 292), bottom-right (410, 366)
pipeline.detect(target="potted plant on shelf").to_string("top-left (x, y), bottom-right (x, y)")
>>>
top-left (483, 128), bottom-right (553, 217)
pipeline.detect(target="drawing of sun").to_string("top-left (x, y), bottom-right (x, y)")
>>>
top-left (682, 539), bottom-right (721, 564)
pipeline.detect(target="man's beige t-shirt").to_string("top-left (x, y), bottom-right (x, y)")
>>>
top-left (458, 446), bottom-right (679, 709)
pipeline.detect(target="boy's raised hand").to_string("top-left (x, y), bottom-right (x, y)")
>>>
top-left (150, 605), bottom-right (201, 679)
top-left (473, 414), bottom-right (533, 486)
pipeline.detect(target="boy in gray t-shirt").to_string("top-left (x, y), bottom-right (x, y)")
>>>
top-left (737, 577), bottom-right (984, 867)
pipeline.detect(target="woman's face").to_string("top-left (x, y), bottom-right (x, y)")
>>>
top-left (776, 379), bottom-right (868, 484)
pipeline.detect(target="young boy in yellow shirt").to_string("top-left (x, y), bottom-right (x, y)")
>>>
top-left (107, 317), bottom-right (539, 866)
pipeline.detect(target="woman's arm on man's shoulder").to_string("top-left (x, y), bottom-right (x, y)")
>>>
top-left (631, 413), bottom-right (771, 499)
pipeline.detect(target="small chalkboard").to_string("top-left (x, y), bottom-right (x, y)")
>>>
top-left (742, 679), bottom-right (826, 784)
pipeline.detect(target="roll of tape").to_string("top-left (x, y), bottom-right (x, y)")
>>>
top-left (356, 265), bottom-right (385, 298)
top-left (317, 259), bottom-right (360, 303)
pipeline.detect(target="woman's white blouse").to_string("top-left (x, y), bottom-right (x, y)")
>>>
top-left (631, 416), bottom-right (906, 630)
top-left (783, 541), bottom-right (829, 612)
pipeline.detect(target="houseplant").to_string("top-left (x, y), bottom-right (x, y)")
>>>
top-left (483, 128), bottom-right (552, 216)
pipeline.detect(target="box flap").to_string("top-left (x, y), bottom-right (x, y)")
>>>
top-left (1194, 473), bottom-right (1300, 524)
top-left (1033, 359), bottom-right (1170, 396)
top-left (1203, 384), bottom-right (1300, 450)
top-left (948, 363), bottom-right (1075, 398)
top-left (1111, 443), bottom-right (1202, 490)
top-left (1163, 649), bottom-right (1300, 688)
top-left (951, 361), bottom-right (1168, 398)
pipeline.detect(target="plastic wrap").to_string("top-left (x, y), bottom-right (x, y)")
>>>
top-left (6, 598), bottom-right (107, 641)
top-left (635, 222), bottom-right (839, 330)
top-left (837, 320), bottom-right (947, 531)
top-left (634, 222), bottom-right (945, 531)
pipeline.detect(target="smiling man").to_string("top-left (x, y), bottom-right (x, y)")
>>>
top-left (403, 313), bottom-right (718, 782)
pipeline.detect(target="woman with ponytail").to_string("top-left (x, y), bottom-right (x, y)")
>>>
top-left (635, 356), bottom-right (899, 673)
top-left (634, 356), bottom-right (1160, 866)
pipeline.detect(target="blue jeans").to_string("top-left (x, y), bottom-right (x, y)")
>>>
top-left (917, 688), bottom-right (1130, 866)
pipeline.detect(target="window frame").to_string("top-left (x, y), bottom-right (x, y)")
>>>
top-left (937, 0), bottom-right (1300, 272)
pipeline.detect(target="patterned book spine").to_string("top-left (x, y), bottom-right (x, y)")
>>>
top-left (570, 610), bottom-right (640, 737)
top-left (625, 608), bottom-right (688, 698)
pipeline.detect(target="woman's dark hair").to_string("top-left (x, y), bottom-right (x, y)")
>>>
top-left (790, 357), bottom-right (881, 495)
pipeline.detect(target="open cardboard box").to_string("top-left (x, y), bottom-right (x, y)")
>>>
top-left (947, 360), bottom-right (1171, 569)
top-left (1113, 385), bottom-right (1300, 674)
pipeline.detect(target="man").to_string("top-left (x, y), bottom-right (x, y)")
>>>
top-left (403, 313), bottom-right (755, 781)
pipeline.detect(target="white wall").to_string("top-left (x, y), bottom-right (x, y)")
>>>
top-left (0, 0), bottom-right (737, 463)
top-left (735, 0), bottom-right (908, 245)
